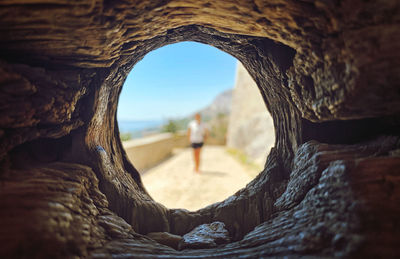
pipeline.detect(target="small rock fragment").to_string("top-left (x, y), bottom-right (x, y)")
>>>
top-left (178, 221), bottom-right (230, 250)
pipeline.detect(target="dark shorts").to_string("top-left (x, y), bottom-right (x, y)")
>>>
top-left (191, 142), bottom-right (204, 149)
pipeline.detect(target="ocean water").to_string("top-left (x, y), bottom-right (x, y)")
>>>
top-left (118, 120), bottom-right (165, 138)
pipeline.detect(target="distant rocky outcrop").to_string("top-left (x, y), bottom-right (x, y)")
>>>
top-left (227, 63), bottom-right (275, 166)
top-left (198, 89), bottom-right (232, 120)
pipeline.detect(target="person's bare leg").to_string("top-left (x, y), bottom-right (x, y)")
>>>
top-left (192, 148), bottom-right (196, 171)
top-left (194, 148), bottom-right (201, 172)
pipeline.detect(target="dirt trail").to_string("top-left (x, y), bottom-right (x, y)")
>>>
top-left (141, 145), bottom-right (259, 211)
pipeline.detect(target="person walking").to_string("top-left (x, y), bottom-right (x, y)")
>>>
top-left (187, 113), bottom-right (208, 173)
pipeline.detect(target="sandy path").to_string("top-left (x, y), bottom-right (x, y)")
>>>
top-left (141, 145), bottom-right (258, 211)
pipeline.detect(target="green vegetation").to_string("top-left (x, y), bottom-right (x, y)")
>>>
top-left (161, 118), bottom-right (190, 133)
top-left (120, 132), bottom-right (132, 141)
top-left (226, 148), bottom-right (262, 174)
top-left (161, 120), bottom-right (179, 133)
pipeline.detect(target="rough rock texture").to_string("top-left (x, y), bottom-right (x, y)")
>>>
top-left (146, 232), bottom-right (183, 250)
top-left (0, 0), bottom-right (400, 258)
top-left (178, 222), bottom-right (230, 250)
top-left (227, 62), bottom-right (275, 165)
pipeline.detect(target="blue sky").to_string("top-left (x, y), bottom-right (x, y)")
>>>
top-left (117, 41), bottom-right (237, 121)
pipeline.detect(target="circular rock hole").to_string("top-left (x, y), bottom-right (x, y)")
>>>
top-left (117, 41), bottom-right (275, 211)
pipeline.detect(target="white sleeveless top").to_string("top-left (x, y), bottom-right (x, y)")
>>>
top-left (188, 120), bottom-right (206, 143)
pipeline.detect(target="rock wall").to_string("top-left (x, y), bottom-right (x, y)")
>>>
top-left (0, 1), bottom-right (399, 258)
top-left (227, 62), bottom-right (275, 165)
top-left (123, 132), bottom-right (188, 172)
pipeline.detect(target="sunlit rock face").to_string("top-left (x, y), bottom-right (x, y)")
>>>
top-left (0, 1), bottom-right (399, 258)
top-left (227, 62), bottom-right (275, 166)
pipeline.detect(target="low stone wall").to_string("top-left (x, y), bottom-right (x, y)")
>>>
top-left (123, 132), bottom-right (189, 172)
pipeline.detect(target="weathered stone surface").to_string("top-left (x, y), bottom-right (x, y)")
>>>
top-left (0, 163), bottom-right (109, 258)
top-left (147, 232), bottom-right (183, 250)
top-left (89, 137), bottom-right (400, 258)
top-left (275, 136), bottom-right (400, 210)
top-left (178, 222), bottom-right (230, 250)
top-left (0, 0), bottom-right (399, 258)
